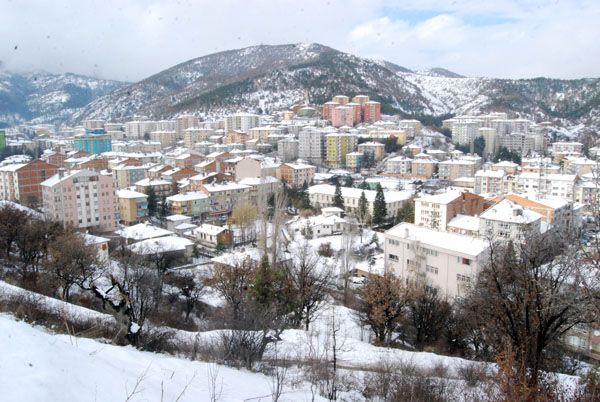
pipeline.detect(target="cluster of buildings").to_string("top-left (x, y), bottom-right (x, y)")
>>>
top-left (322, 95), bottom-right (381, 127)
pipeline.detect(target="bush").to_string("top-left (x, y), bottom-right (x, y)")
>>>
top-left (318, 242), bottom-right (334, 257)
top-left (457, 361), bottom-right (489, 387)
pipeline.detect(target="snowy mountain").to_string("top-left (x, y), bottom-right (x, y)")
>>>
top-left (4, 43), bottom-right (600, 129)
top-left (0, 72), bottom-right (126, 126)
top-left (72, 43), bottom-right (600, 128)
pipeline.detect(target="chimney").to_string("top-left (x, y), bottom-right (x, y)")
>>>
top-left (404, 228), bottom-right (410, 238)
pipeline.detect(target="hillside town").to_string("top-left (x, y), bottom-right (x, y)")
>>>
top-left (1, 91), bottom-right (600, 400)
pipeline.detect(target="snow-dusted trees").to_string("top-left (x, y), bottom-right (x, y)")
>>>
top-left (461, 231), bottom-right (594, 390)
top-left (372, 183), bottom-right (387, 226)
top-left (357, 273), bottom-right (407, 345)
top-left (286, 242), bottom-right (331, 331)
top-left (45, 229), bottom-right (104, 302)
top-left (0, 203), bottom-right (31, 260)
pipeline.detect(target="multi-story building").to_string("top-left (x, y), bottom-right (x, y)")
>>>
top-left (277, 138), bottom-right (299, 162)
top-left (345, 152), bottom-right (364, 171)
top-left (452, 120), bottom-right (481, 146)
top-left (175, 114), bottom-right (200, 137)
top-left (125, 120), bottom-right (158, 139)
top-left (478, 127), bottom-right (497, 156)
top-left (362, 101), bottom-right (381, 123)
top-left (322, 101), bottom-right (340, 121)
top-left (498, 132), bottom-right (536, 155)
top-left (492, 160), bottom-right (520, 175)
top-left (552, 142), bottom-right (583, 155)
top-left (517, 172), bottom-right (578, 201)
top-left (331, 106), bottom-right (355, 128)
top-left (116, 189), bottom-right (148, 225)
top-left (41, 169), bottom-right (118, 232)
top-left (183, 128), bottom-right (214, 149)
top-left (307, 184), bottom-right (411, 220)
top-left (411, 156), bottom-right (438, 179)
top-left (332, 95), bottom-right (349, 105)
top-left (487, 193), bottom-right (573, 228)
top-left (414, 190), bottom-right (485, 231)
top-left (113, 164), bottom-right (150, 189)
top-left (73, 129), bottom-right (112, 154)
top-left (298, 127), bottom-right (328, 165)
top-left (325, 133), bottom-right (358, 168)
top-left (224, 113), bottom-right (260, 132)
top-left (358, 142), bottom-right (385, 162)
top-left (478, 199), bottom-right (542, 242)
top-left (135, 178), bottom-right (173, 197)
top-left (166, 191), bottom-right (210, 217)
top-left (0, 159), bottom-right (58, 205)
top-left (474, 169), bottom-right (506, 194)
top-left (199, 182), bottom-right (252, 216)
top-left (277, 163), bottom-right (316, 187)
top-left (384, 222), bottom-right (488, 298)
top-left (352, 94), bottom-right (370, 104)
top-left (398, 119), bottom-right (422, 137)
top-left (150, 130), bottom-right (178, 148)
top-left (438, 159), bottom-right (477, 181)
top-left (368, 129), bottom-right (408, 146)
top-left (385, 156), bottom-right (413, 175)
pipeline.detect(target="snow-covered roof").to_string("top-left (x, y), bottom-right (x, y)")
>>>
top-left (518, 172), bottom-right (577, 182)
top-left (284, 162), bottom-right (315, 170)
top-left (115, 222), bottom-right (174, 241)
top-left (135, 178), bottom-right (171, 187)
top-left (129, 236), bottom-right (193, 254)
top-left (238, 176), bottom-right (279, 186)
top-left (415, 190), bottom-right (462, 205)
top-left (201, 182), bottom-right (251, 192)
top-left (0, 163), bottom-right (26, 172)
top-left (480, 199), bottom-right (542, 224)
top-left (307, 184), bottom-right (412, 203)
top-left (386, 223), bottom-right (488, 257)
top-left (475, 169), bottom-right (505, 178)
top-left (212, 248), bottom-right (262, 266)
top-left (165, 214), bottom-right (191, 222)
top-left (447, 214), bottom-right (480, 232)
top-left (81, 233), bottom-right (110, 245)
top-left (166, 191), bottom-right (208, 202)
top-left (174, 223), bottom-right (197, 231)
top-left (117, 189), bottom-right (148, 199)
top-left (192, 223), bottom-right (228, 236)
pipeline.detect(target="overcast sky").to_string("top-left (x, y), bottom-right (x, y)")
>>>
top-left (1, 0), bottom-right (599, 82)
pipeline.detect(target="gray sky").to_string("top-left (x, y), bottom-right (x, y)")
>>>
top-left (1, 0), bottom-right (599, 82)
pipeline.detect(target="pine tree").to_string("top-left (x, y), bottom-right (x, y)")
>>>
top-left (301, 181), bottom-right (312, 209)
top-left (358, 191), bottom-right (369, 224)
top-left (359, 180), bottom-right (370, 190)
top-left (146, 187), bottom-right (157, 217)
top-left (372, 183), bottom-right (387, 225)
top-left (395, 199), bottom-right (415, 224)
top-left (333, 182), bottom-right (344, 210)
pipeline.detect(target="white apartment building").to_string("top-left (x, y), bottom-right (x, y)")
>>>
top-left (498, 132), bottom-right (536, 155)
top-left (384, 222), bottom-right (488, 298)
top-left (474, 169), bottom-right (506, 194)
top-left (517, 172), bottom-right (578, 201)
top-left (438, 159), bottom-right (478, 181)
top-left (552, 142), bottom-right (583, 155)
top-left (452, 120), bottom-right (481, 146)
top-left (414, 190), bottom-right (485, 231)
top-left (385, 156), bottom-right (413, 175)
top-left (307, 184), bottom-right (412, 220)
top-left (299, 127), bottom-right (329, 165)
top-left (224, 113), bottom-right (261, 132)
top-left (478, 199), bottom-right (542, 242)
top-left (125, 120), bottom-right (158, 139)
top-left (277, 138), bottom-right (300, 162)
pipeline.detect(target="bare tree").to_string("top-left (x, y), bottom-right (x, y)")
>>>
top-left (16, 219), bottom-right (63, 286)
top-left (462, 230), bottom-right (594, 389)
top-left (286, 241), bottom-right (331, 331)
top-left (339, 225), bottom-right (357, 305)
top-left (230, 200), bottom-right (257, 244)
top-left (357, 273), bottom-right (407, 345)
top-left (45, 229), bottom-right (104, 301)
top-left (208, 257), bottom-right (255, 322)
top-left (404, 286), bottom-right (452, 351)
top-left (0, 203), bottom-right (31, 260)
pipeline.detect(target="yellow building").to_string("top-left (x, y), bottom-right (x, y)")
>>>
top-left (117, 189), bottom-right (148, 225)
top-left (325, 133), bottom-right (358, 168)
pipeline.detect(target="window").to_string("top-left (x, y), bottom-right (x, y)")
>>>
top-left (426, 265), bottom-right (438, 275)
top-left (388, 254), bottom-right (399, 261)
top-left (457, 274), bottom-right (471, 283)
top-left (461, 257), bottom-right (471, 265)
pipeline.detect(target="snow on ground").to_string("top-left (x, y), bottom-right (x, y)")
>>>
top-left (0, 314), bottom-right (325, 402)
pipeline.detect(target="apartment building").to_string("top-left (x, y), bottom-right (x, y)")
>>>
top-left (384, 222), bottom-right (488, 298)
top-left (487, 193), bottom-right (573, 228)
top-left (113, 164), bottom-right (150, 189)
top-left (414, 190), bottom-right (485, 231)
top-left (307, 184), bottom-right (411, 220)
top-left (0, 159), bottom-right (58, 205)
top-left (345, 152), bottom-right (364, 171)
top-left (438, 159), bottom-right (477, 181)
top-left (166, 191), bottom-right (210, 217)
top-left (517, 172), bottom-right (578, 201)
top-left (325, 133), bottom-right (358, 167)
top-left (277, 138), bottom-right (299, 162)
top-left (135, 178), bottom-right (173, 197)
top-left (474, 169), bottom-right (506, 194)
top-left (41, 169), bottom-right (118, 232)
top-left (298, 127), bottom-right (328, 165)
top-left (277, 162), bottom-right (316, 187)
top-left (479, 199), bottom-right (542, 241)
top-left (385, 156), bottom-right (413, 175)
top-left (411, 156), bottom-right (438, 179)
top-left (224, 113), bottom-right (260, 132)
top-left (362, 101), bottom-right (381, 123)
top-left (331, 106), bottom-right (355, 128)
top-left (398, 119), bottom-right (422, 137)
top-left (358, 142), bottom-right (385, 162)
top-left (117, 189), bottom-right (148, 225)
top-left (199, 182), bottom-right (252, 215)
top-left (552, 142), bottom-right (583, 155)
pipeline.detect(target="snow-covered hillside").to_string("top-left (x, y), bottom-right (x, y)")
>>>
top-left (0, 314), bottom-right (323, 402)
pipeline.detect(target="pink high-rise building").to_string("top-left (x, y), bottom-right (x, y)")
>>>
top-left (331, 106), bottom-right (355, 128)
top-left (347, 102), bottom-right (363, 123)
top-left (362, 101), bottom-right (381, 123)
top-left (41, 169), bottom-right (118, 232)
top-left (322, 101), bottom-right (340, 121)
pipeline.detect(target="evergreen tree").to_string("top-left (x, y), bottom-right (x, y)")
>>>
top-left (333, 182), bottom-right (344, 210)
top-left (372, 183), bottom-right (387, 225)
top-left (395, 199), bottom-right (415, 224)
top-left (301, 182), bottom-right (312, 210)
top-left (159, 195), bottom-right (169, 218)
top-left (146, 187), bottom-right (157, 217)
top-left (358, 191), bottom-right (369, 224)
top-left (359, 180), bottom-right (370, 190)
top-left (473, 136), bottom-right (486, 158)
top-left (343, 175), bottom-right (354, 187)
